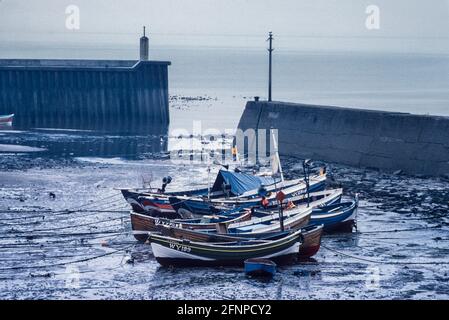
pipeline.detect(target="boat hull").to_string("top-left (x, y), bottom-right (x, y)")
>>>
top-left (121, 170), bottom-right (313, 216)
top-left (298, 225), bottom-right (324, 258)
top-left (130, 189), bottom-right (342, 242)
top-left (149, 231), bottom-right (302, 267)
top-left (244, 259), bottom-right (276, 277)
top-left (157, 224), bottom-right (324, 260)
top-left (170, 177), bottom-right (327, 217)
top-left (130, 211), bottom-right (252, 242)
top-left (309, 200), bottom-right (358, 233)
top-left (121, 190), bottom-right (177, 215)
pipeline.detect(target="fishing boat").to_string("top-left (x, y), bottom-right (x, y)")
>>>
top-left (298, 225), bottom-right (324, 259)
top-left (129, 189), bottom-right (342, 242)
top-left (121, 169), bottom-right (282, 214)
top-left (121, 169), bottom-right (327, 216)
top-left (170, 186), bottom-right (340, 219)
top-left (156, 223), bottom-right (290, 242)
top-left (156, 223), bottom-right (324, 259)
top-left (225, 205), bottom-right (312, 235)
top-left (148, 229), bottom-right (303, 267)
top-left (121, 187), bottom-right (210, 215)
top-left (309, 198), bottom-right (358, 233)
top-left (0, 114), bottom-right (14, 126)
top-left (130, 210), bottom-right (252, 242)
top-left (244, 259), bottom-right (277, 277)
top-left (131, 204), bottom-right (311, 242)
top-left (168, 175), bottom-right (327, 217)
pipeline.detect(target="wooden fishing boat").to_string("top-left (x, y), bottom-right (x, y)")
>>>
top-left (156, 224), bottom-right (289, 242)
top-left (156, 216), bottom-right (324, 259)
top-left (121, 188), bottom-right (208, 215)
top-left (130, 210), bottom-right (252, 242)
top-left (168, 175), bottom-right (328, 217)
top-left (298, 225), bottom-right (324, 259)
top-left (157, 223), bottom-right (323, 259)
top-left (244, 259), bottom-right (276, 277)
top-left (121, 169), bottom-right (326, 216)
top-left (130, 189), bottom-right (342, 242)
top-left (148, 229), bottom-right (303, 267)
top-left (0, 114), bottom-right (14, 126)
top-left (121, 169), bottom-right (284, 214)
top-left (225, 205), bottom-right (312, 235)
top-left (309, 199), bottom-right (358, 233)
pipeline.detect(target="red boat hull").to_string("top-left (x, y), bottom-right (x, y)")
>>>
top-left (299, 225), bottom-right (323, 259)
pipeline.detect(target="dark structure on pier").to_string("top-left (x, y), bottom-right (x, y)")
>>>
top-left (0, 28), bottom-right (171, 130)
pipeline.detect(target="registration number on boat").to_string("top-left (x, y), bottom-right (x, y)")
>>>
top-left (169, 241), bottom-right (191, 253)
top-left (155, 219), bottom-right (182, 228)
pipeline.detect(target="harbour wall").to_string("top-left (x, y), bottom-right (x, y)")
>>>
top-left (0, 59), bottom-right (170, 129)
top-left (237, 101), bottom-right (449, 176)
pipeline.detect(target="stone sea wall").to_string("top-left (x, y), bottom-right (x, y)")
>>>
top-left (237, 101), bottom-right (449, 176)
top-left (0, 59), bottom-right (170, 129)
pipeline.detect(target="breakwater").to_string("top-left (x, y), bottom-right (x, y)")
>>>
top-left (237, 101), bottom-right (449, 176)
top-left (0, 59), bottom-right (170, 129)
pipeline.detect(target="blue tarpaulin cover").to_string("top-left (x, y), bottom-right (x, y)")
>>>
top-left (211, 170), bottom-right (278, 196)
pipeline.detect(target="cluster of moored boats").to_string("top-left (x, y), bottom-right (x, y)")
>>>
top-left (120, 165), bottom-right (358, 271)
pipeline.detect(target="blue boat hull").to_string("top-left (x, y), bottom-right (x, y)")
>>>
top-left (244, 260), bottom-right (277, 277)
top-left (171, 179), bottom-right (327, 216)
top-left (309, 200), bottom-right (358, 233)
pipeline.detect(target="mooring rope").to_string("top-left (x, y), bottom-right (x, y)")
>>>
top-left (358, 225), bottom-right (447, 234)
top-left (0, 208), bottom-right (128, 227)
top-left (0, 229), bottom-right (135, 250)
top-left (321, 244), bottom-right (449, 265)
top-left (0, 192), bottom-right (124, 218)
top-left (0, 224), bottom-right (128, 241)
top-left (0, 244), bottom-right (135, 271)
top-left (0, 198), bottom-right (127, 220)
top-left (0, 241), bottom-right (139, 264)
top-left (0, 255), bottom-right (131, 282)
top-left (3, 216), bottom-right (126, 234)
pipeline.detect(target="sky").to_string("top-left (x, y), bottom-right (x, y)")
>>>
top-left (0, 0), bottom-right (448, 53)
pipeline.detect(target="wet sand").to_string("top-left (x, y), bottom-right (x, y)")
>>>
top-left (0, 151), bottom-right (448, 300)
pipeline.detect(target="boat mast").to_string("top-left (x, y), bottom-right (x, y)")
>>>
top-left (271, 128), bottom-right (284, 183)
top-left (303, 159), bottom-right (311, 207)
top-left (207, 164), bottom-right (211, 201)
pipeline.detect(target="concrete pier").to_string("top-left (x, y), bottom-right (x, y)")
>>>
top-left (0, 59), bottom-right (170, 129)
top-left (237, 101), bottom-right (449, 176)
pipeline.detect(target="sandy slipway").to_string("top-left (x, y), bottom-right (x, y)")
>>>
top-left (0, 145), bottom-right (449, 299)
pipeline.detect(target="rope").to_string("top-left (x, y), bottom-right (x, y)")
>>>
top-left (0, 225), bottom-right (128, 241)
top-left (4, 216), bottom-right (126, 234)
top-left (0, 244), bottom-right (135, 271)
top-left (0, 254), bottom-right (131, 281)
top-left (0, 242), bottom-right (138, 263)
top-left (0, 229), bottom-right (132, 244)
top-left (0, 209), bottom-right (128, 227)
top-left (0, 192), bottom-right (124, 220)
top-left (321, 244), bottom-right (449, 265)
top-left (358, 225), bottom-right (446, 234)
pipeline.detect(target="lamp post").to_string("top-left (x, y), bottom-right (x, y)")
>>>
top-left (268, 32), bottom-right (274, 102)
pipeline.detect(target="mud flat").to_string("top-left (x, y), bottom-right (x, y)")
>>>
top-left (0, 152), bottom-right (448, 299)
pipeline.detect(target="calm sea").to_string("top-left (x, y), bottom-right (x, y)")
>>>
top-left (1, 44), bottom-right (449, 131)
